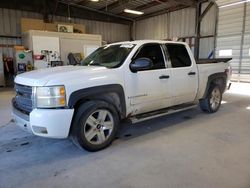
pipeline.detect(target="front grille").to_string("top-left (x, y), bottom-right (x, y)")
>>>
top-left (13, 84), bottom-right (33, 114)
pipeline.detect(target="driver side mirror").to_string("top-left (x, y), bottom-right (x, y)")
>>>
top-left (130, 58), bottom-right (153, 73)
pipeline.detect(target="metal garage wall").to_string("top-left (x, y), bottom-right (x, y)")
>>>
top-left (216, 0), bottom-right (243, 6)
top-left (134, 8), bottom-right (196, 40)
top-left (135, 14), bottom-right (168, 40)
top-left (0, 8), bottom-right (130, 58)
top-left (215, 1), bottom-right (250, 81)
top-left (0, 9), bottom-right (42, 57)
top-left (53, 15), bottom-right (130, 43)
top-left (242, 3), bottom-right (250, 75)
top-left (199, 37), bottom-right (215, 58)
top-left (168, 8), bottom-right (196, 38)
top-left (200, 3), bottom-right (217, 36)
top-left (134, 6), bottom-right (216, 59)
top-left (199, 2), bottom-right (217, 58)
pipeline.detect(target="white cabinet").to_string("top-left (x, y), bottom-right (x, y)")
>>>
top-left (22, 30), bottom-right (102, 67)
top-left (32, 36), bottom-right (60, 55)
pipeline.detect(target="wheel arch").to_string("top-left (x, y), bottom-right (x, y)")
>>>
top-left (202, 72), bottom-right (227, 99)
top-left (68, 84), bottom-right (126, 119)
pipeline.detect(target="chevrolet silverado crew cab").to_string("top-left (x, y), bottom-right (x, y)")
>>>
top-left (12, 40), bottom-right (232, 151)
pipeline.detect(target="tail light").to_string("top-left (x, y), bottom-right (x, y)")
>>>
top-left (225, 66), bottom-right (232, 76)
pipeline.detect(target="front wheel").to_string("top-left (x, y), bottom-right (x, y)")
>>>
top-left (200, 84), bottom-right (222, 113)
top-left (71, 101), bottom-right (119, 151)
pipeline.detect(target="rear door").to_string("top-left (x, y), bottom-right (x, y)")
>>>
top-left (165, 43), bottom-right (198, 105)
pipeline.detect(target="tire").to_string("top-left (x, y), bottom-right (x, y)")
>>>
top-left (71, 101), bottom-right (119, 151)
top-left (199, 84), bottom-right (222, 113)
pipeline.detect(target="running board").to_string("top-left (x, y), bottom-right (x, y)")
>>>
top-left (129, 104), bottom-right (197, 124)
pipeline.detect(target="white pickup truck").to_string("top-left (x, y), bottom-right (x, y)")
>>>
top-left (12, 40), bottom-right (231, 151)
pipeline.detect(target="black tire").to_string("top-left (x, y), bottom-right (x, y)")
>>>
top-left (71, 101), bottom-right (119, 151)
top-left (199, 84), bottom-right (222, 113)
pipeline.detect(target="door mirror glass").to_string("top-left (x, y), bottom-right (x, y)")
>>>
top-left (130, 58), bottom-right (153, 73)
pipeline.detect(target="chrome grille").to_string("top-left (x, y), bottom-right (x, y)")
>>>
top-left (13, 84), bottom-right (33, 114)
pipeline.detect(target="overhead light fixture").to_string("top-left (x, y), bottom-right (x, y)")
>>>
top-left (219, 0), bottom-right (250, 8)
top-left (124, 9), bottom-right (144, 15)
top-left (90, 0), bottom-right (99, 2)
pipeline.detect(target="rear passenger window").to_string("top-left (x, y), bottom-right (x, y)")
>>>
top-left (134, 44), bottom-right (165, 70)
top-left (166, 44), bottom-right (192, 68)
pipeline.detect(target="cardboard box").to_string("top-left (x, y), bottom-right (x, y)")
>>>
top-left (21, 18), bottom-right (45, 32)
top-left (21, 18), bottom-right (86, 34)
top-left (14, 45), bottom-right (25, 51)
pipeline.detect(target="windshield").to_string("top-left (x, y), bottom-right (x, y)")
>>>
top-left (81, 44), bottom-right (135, 68)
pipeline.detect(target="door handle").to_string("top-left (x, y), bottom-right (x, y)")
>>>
top-left (159, 75), bottom-right (170, 79)
top-left (188, 71), bottom-right (196, 75)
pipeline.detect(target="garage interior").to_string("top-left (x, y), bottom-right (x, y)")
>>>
top-left (0, 0), bottom-right (250, 188)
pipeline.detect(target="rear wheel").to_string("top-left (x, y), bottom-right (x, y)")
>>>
top-left (200, 84), bottom-right (222, 113)
top-left (71, 101), bottom-right (119, 151)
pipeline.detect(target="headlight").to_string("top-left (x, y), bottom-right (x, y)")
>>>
top-left (35, 86), bottom-right (66, 108)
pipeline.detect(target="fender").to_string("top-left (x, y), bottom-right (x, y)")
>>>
top-left (202, 72), bottom-right (227, 98)
top-left (68, 84), bottom-right (126, 119)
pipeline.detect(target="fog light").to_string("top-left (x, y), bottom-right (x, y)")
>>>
top-left (32, 126), bottom-right (48, 134)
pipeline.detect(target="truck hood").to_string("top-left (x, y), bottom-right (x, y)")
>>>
top-left (15, 66), bottom-right (109, 86)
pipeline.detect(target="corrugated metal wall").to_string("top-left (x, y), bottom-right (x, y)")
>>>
top-left (135, 14), bottom-right (168, 40)
top-left (215, 0), bottom-right (241, 6)
top-left (168, 8), bottom-right (196, 38)
top-left (135, 8), bottom-right (196, 40)
top-left (53, 15), bottom-right (130, 43)
top-left (242, 3), bottom-right (250, 75)
top-left (200, 3), bottom-right (216, 36)
top-left (216, 1), bottom-right (250, 81)
top-left (0, 9), bottom-right (42, 57)
top-left (134, 5), bottom-right (217, 59)
top-left (199, 2), bottom-right (217, 59)
top-left (0, 8), bottom-right (130, 58)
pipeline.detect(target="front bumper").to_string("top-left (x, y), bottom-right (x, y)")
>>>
top-left (12, 107), bottom-right (74, 139)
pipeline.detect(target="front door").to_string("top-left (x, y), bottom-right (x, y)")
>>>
top-left (125, 43), bottom-right (172, 115)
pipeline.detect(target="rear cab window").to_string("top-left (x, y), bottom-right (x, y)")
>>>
top-left (165, 44), bottom-right (192, 68)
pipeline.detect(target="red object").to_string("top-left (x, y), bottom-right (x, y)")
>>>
top-left (3, 57), bottom-right (14, 74)
top-left (34, 55), bottom-right (44, 60)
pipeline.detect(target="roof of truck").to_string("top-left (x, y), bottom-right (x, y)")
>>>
top-left (109, 40), bottom-right (187, 46)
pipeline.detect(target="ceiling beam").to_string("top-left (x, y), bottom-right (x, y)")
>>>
top-left (0, 0), bottom-right (133, 25)
top-left (135, 1), bottom-right (162, 11)
top-left (135, 4), bottom-right (188, 20)
top-left (77, 0), bottom-right (91, 7)
top-left (135, 0), bottom-right (177, 11)
top-left (173, 0), bottom-right (197, 6)
top-left (99, 0), bottom-right (197, 19)
top-left (58, 0), bottom-right (133, 23)
top-left (119, 0), bottom-right (196, 16)
top-left (199, 1), bottom-right (214, 21)
top-left (118, 0), bottom-right (176, 17)
top-left (156, 0), bottom-right (187, 9)
top-left (99, 0), bottom-right (125, 11)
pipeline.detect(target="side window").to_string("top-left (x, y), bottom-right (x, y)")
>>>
top-left (134, 44), bottom-right (165, 70)
top-left (166, 44), bottom-right (192, 68)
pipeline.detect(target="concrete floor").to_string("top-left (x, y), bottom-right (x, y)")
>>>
top-left (0, 83), bottom-right (250, 188)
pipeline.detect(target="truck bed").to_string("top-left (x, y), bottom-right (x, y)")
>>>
top-left (197, 58), bottom-right (232, 64)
